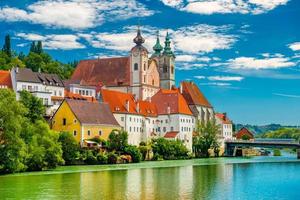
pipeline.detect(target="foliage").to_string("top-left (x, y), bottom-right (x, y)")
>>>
top-left (139, 145), bottom-right (149, 161)
top-left (151, 138), bottom-right (189, 160)
top-left (257, 128), bottom-right (300, 141)
top-left (19, 90), bottom-right (45, 123)
top-left (84, 150), bottom-right (98, 165)
top-left (273, 149), bottom-right (281, 156)
top-left (58, 132), bottom-right (81, 165)
top-left (0, 35), bottom-right (75, 79)
top-left (193, 120), bottom-right (220, 158)
top-left (241, 134), bottom-right (251, 140)
top-left (0, 89), bottom-right (63, 173)
top-left (88, 137), bottom-right (106, 147)
top-left (0, 89), bottom-right (27, 173)
top-left (97, 153), bottom-right (108, 164)
top-left (124, 145), bottom-right (142, 163)
top-left (107, 129), bottom-right (128, 152)
top-left (107, 152), bottom-right (118, 164)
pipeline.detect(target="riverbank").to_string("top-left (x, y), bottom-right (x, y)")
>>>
top-left (3, 155), bottom-right (299, 177)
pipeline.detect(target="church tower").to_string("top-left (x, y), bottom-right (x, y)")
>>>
top-left (159, 32), bottom-right (175, 90)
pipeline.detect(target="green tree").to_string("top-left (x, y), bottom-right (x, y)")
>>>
top-left (30, 41), bottom-right (37, 53)
top-left (0, 89), bottom-right (27, 174)
top-left (2, 34), bottom-right (12, 57)
top-left (124, 145), bottom-right (142, 163)
top-left (58, 132), bottom-right (81, 165)
top-left (36, 41), bottom-right (43, 54)
top-left (19, 90), bottom-right (45, 123)
top-left (107, 129), bottom-right (128, 152)
top-left (193, 120), bottom-right (220, 158)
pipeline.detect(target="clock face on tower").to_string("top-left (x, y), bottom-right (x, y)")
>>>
top-left (133, 51), bottom-right (139, 57)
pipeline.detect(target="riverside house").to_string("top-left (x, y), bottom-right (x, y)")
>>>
top-left (215, 113), bottom-right (233, 147)
top-left (0, 70), bottom-right (12, 89)
top-left (51, 99), bottom-right (120, 146)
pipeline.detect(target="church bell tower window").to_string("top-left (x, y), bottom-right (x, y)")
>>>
top-left (134, 63), bottom-right (138, 71)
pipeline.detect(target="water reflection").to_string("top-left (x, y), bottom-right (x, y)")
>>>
top-left (1, 161), bottom-right (300, 200)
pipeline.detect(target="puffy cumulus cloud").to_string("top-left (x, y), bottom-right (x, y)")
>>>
top-left (16, 33), bottom-right (85, 50)
top-left (161, 0), bottom-right (289, 15)
top-left (227, 56), bottom-right (296, 69)
top-left (194, 75), bottom-right (205, 79)
top-left (176, 55), bottom-right (197, 62)
top-left (207, 76), bottom-right (244, 81)
top-left (0, 0), bottom-right (154, 29)
top-left (199, 82), bottom-right (232, 86)
top-left (288, 42), bottom-right (300, 51)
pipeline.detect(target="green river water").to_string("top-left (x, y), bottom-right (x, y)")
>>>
top-left (0, 155), bottom-right (300, 200)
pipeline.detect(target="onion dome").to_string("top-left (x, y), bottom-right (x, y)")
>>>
top-left (133, 26), bottom-right (145, 46)
top-left (163, 31), bottom-right (175, 57)
top-left (152, 30), bottom-right (163, 57)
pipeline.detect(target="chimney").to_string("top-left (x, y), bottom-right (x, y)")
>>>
top-left (136, 102), bottom-right (140, 113)
top-left (15, 67), bottom-right (19, 73)
top-left (167, 105), bottom-right (171, 115)
top-left (125, 100), bottom-right (130, 112)
top-left (223, 112), bottom-right (227, 121)
top-left (180, 82), bottom-right (183, 94)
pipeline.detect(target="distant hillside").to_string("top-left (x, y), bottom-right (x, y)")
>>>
top-left (235, 124), bottom-right (298, 135)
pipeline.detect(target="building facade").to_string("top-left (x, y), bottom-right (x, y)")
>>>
top-left (215, 113), bottom-right (233, 147)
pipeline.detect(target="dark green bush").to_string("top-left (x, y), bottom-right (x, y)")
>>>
top-left (124, 145), bottom-right (142, 163)
top-left (97, 153), bottom-right (108, 164)
top-left (107, 152), bottom-right (118, 164)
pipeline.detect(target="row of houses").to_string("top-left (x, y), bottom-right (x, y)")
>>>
top-left (0, 67), bottom-right (233, 151)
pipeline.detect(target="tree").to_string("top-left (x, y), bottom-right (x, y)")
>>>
top-left (0, 89), bottom-right (27, 174)
top-left (2, 34), bottom-right (12, 57)
top-left (124, 145), bottom-right (142, 163)
top-left (19, 90), bottom-right (45, 123)
top-left (36, 41), bottom-right (43, 54)
top-left (58, 132), bottom-right (81, 165)
top-left (193, 120), bottom-right (220, 158)
top-left (30, 41), bottom-right (37, 53)
top-left (107, 129), bottom-right (128, 152)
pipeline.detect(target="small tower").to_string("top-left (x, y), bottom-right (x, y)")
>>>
top-left (151, 31), bottom-right (163, 58)
top-left (159, 31), bottom-right (175, 90)
top-left (130, 26), bottom-right (149, 100)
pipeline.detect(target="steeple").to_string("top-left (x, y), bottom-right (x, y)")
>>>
top-left (152, 30), bottom-right (163, 57)
top-left (163, 31), bottom-right (174, 57)
top-left (133, 26), bottom-right (145, 46)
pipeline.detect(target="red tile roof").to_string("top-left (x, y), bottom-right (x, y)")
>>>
top-left (138, 100), bottom-right (158, 117)
top-left (215, 113), bottom-right (232, 124)
top-left (151, 88), bottom-right (193, 115)
top-left (0, 70), bottom-right (12, 89)
top-left (64, 90), bottom-right (97, 102)
top-left (235, 127), bottom-right (254, 139)
top-left (181, 81), bottom-right (212, 108)
top-left (70, 57), bottom-right (130, 87)
top-left (65, 99), bottom-right (120, 126)
top-left (101, 89), bottom-right (139, 114)
top-left (164, 131), bottom-right (179, 138)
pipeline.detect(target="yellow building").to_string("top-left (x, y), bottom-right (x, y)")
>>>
top-left (51, 99), bottom-right (120, 146)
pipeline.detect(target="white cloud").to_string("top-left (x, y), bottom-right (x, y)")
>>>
top-left (194, 75), bottom-right (205, 79)
top-left (85, 24), bottom-right (236, 56)
top-left (16, 33), bottom-right (85, 50)
top-left (161, 0), bottom-right (289, 15)
top-left (228, 56), bottom-right (296, 69)
top-left (0, 0), bottom-right (154, 29)
top-left (199, 82), bottom-right (232, 86)
top-left (288, 42), bottom-right (300, 51)
top-left (273, 93), bottom-right (300, 98)
top-left (208, 76), bottom-right (244, 81)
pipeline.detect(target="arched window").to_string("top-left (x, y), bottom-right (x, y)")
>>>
top-left (134, 63), bottom-right (138, 71)
top-left (144, 63), bottom-right (146, 71)
top-left (152, 79), bottom-right (155, 86)
top-left (171, 66), bottom-right (174, 74)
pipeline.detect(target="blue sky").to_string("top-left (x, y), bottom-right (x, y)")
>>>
top-left (0, 0), bottom-right (299, 125)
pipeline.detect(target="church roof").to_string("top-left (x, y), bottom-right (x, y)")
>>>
top-left (70, 57), bottom-right (131, 87)
top-left (181, 81), bottom-right (212, 108)
top-left (151, 88), bottom-right (193, 116)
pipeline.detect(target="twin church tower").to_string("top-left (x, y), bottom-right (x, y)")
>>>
top-left (130, 27), bottom-right (176, 100)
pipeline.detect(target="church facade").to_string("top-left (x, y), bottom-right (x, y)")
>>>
top-left (70, 28), bottom-right (176, 101)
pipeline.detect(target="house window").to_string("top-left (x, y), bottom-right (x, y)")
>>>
top-left (87, 130), bottom-right (91, 136)
top-left (121, 117), bottom-right (124, 122)
top-left (34, 86), bottom-right (38, 91)
top-left (63, 118), bottom-right (66, 125)
top-left (163, 127), bottom-right (166, 132)
top-left (73, 130), bottom-right (77, 136)
top-left (152, 79), bottom-right (154, 86)
top-left (99, 130), bottom-right (102, 136)
top-left (163, 65), bottom-right (168, 73)
top-left (59, 90), bottom-right (62, 96)
top-left (22, 85), bottom-right (26, 90)
top-left (74, 119), bottom-right (77, 124)
top-left (171, 66), bottom-right (174, 74)
top-left (165, 119), bottom-right (168, 123)
top-left (44, 98), bottom-right (49, 106)
top-left (134, 63), bottom-right (138, 71)
top-left (54, 90), bottom-right (57, 96)
top-left (158, 127), bottom-right (161, 132)
top-left (171, 127), bottom-right (174, 131)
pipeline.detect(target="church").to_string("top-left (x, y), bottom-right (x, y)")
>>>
top-left (70, 28), bottom-right (176, 100)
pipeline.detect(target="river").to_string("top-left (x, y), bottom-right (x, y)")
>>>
top-left (0, 155), bottom-right (300, 200)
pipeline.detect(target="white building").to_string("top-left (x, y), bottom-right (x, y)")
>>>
top-left (100, 89), bottom-right (159, 146)
top-left (11, 67), bottom-right (65, 115)
top-left (151, 88), bottom-right (195, 151)
top-left (215, 113), bottom-right (233, 147)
